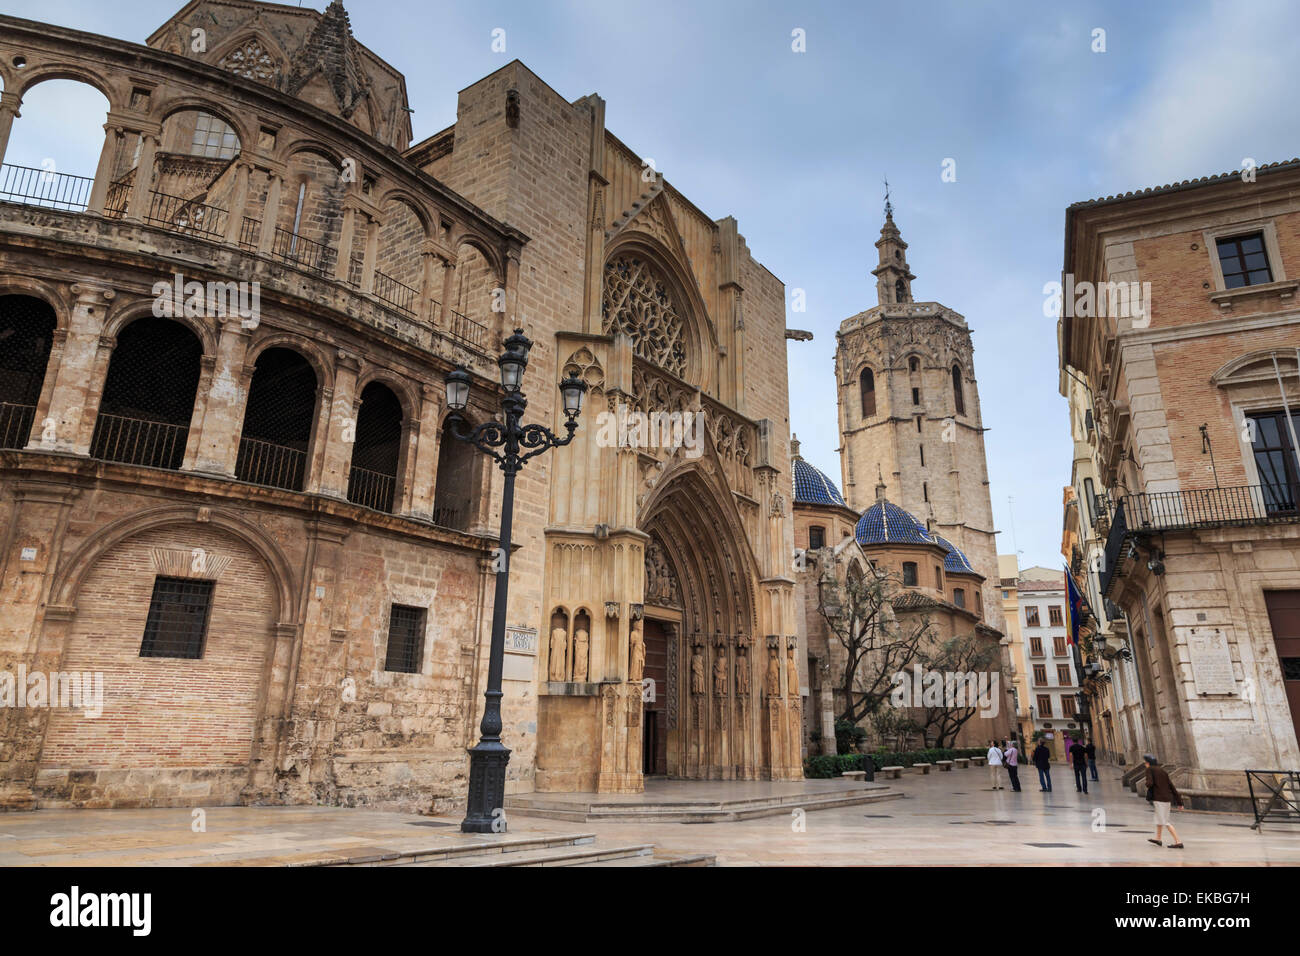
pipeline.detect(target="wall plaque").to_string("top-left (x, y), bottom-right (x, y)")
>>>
top-left (1187, 626), bottom-right (1236, 696)
top-left (505, 626), bottom-right (538, 655)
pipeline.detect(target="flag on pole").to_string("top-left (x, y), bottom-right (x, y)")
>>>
top-left (1065, 566), bottom-right (1087, 646)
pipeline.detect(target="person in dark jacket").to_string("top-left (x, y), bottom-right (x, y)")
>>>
top-left (1068, 739), bottom-right (1089, 793)
top-left (1032, 740), bottom-right (1052, 791)
top-left (1085, 739), bottom-right (1098, 781)
top-left (1143, 755), bottom-right (1184, 848)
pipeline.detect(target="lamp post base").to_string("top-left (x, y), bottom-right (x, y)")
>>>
top-left (461, 741), bottom-right (511, 833)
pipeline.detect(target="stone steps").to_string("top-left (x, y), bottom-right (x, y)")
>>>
top-left (505, 785), bottom-right (899, 823)
top-left (315, 831), bottom-right (716, 868)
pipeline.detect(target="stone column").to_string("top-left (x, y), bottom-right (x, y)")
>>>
top-left (258, 172), bottom-right (283, 255)
top-left (0, 90), bottom-right (20, 168)
top-left (407, 383), bottom-right (444, 521)
top-left (418, 240), bottom-right (439, 324)
top-left (86, 123), bottom-right (125, 215)
top-left (126, 132), bottom-right (159, 223)
top-left (27, 284), bottom-right (114, 455)
top-left (360, 214), bottom-right (381, 293)
top-left (333, 203), bottom-right (357, 282)
top-left (223, 160), bottom-right (252, 245)
top-left (189, 317), bottom-right (254, 476)
top-left (317, 350), bottom-right (361, 498)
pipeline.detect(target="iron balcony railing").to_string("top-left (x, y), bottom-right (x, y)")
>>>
top-left (432, 503), bottom-right (467, 531)
top-left (271, 226), bottom-right (335, 276)
top-left (89, 413), bottom-right (188, 470)
top-left (145, 190), bottom-right (229, 240)
top-left (103, 177), bottom-right (132, 219)
top-left (1102, 482), bottom-right (1300, 595)
top-left (0, 401), bottom-right (36, 449)
top-left (0, 163), bottom-right (94, 211)
top-left (373, 268), bottom-right (418, 316)
top-left (439, 306), bottom-right (491, 353)
top-left (347, 464), bottom-right (396, 513)
top-left (238, 216), bottom-right (261, 252)
top-left (235, 435), bottom-right (306, 492)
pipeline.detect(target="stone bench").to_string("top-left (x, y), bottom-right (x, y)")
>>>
top-left (880, 765), bottom-right (903, 779)
top-left (841, 770), bottom-right (867, 782)
top-left (913, 762), bottom-right (932, 775)
top-left (971, 756), bottom-right (987, 766)
top-left (935, 760), bottom-right (954, 772)
top-left (954, 758), bottom-right (970, 768)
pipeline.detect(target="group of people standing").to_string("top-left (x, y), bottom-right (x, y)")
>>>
top-left (982, 737), bottom-right (1186, 848)
top-left (985, 737), bottom-right (1097, 793)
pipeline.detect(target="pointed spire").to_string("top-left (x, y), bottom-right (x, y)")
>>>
top-left (790, 434), bottom-right (802, 460)
top-left (871, 194), bottom-right (915, 307)
top-left (875, 465), bottom-right (887, 503)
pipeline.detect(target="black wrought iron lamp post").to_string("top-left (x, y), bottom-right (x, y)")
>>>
top-left (444, 328), bottom-right (588, 833)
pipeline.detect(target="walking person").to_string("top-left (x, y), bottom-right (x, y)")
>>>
top-left (1143, 755), bottom-right (1185, 849)
top-left (1069, 738), bottom-right (1089, 793)
top-left (1004, 738), bottom-right (1021, 792)
top-left (1032, 738), bottom-right (1052, 792)
top-left (987, 740), bottom-right (1004, 790)
top-left (1086, 738), bottom-right (1098, 782)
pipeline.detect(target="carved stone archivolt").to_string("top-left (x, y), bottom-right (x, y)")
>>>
top-left (602, 254), bottom-right (686, 377)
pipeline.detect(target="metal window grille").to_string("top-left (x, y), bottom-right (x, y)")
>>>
top-left (384, 604), bottom-right (425, 674)
top-left (236, 348), bottom-right (316, 491)
top-left (347, 383), bottom-right (402, 512)
top-left (0, 295), bottom-right (56, 449)
top-left (140, 577), bottom-right (214, 659)
top-left (92, 317), bottom-right (202, 470)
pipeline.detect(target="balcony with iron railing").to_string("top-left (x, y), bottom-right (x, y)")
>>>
top-left (347, 464), bottom-right (397, 513)
top-left (372, 269), bottom-right (418, 317)
top-left (435, 301), bottom-right (492, 353)
top-left (88, 413), bottom-right (189, 471)
top-left (145, 189), bottom-right (229, 241)
top-left (235, 435), bottom-right (307, 492)
top-left (0, 163), bottom-right (94, 211)
top-left (1102, 482), bottom-right (1300, 595)
top-left (0, 401), bottom-right (35, 449)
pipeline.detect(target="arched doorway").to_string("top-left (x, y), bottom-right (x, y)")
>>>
top-left (638, 465), bottom-right (763, 780)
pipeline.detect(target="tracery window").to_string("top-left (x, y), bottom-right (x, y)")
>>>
top-left (602, 255), bottom-right (686, 378)
top-left (218, 39), bottom-right (279, 83)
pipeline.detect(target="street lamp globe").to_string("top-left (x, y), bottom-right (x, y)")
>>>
top-left (499, 328), bottom-right (532, 392)
top-left (559, 371), bottom-right (588, 418)
top-left (444, 366), bottom-right (471, 412)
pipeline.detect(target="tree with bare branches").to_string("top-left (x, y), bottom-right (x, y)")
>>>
top-left (815, 561), bottom-right (934, 730)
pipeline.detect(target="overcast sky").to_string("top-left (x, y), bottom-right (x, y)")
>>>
top-left (4, 0), bottom-right (1298, 569)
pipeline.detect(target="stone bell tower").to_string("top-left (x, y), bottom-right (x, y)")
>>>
top-left (834, 206), bottom-right (1004, 633)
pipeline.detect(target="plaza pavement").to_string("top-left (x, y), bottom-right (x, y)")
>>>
top-left (1, 763), bottom-right (1298, 866)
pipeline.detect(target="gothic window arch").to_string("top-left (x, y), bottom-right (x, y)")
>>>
top-left (860, 367), bottom-right (876, 419)
top-left (952, 364), bottom-right (966, 416)
top-left (601, 254), bottom-right (686, 378)
top-left (895, 278), bottom-right (907, 303)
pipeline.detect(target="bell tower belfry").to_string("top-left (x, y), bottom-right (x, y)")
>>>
top-left (871, 188), bottom-right (915, 306)
top-left (833, 205), bottom-right (1005, 634)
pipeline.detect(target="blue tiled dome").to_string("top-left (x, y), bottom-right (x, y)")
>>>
top-left (792, 457), bottom-right (846, 507)
top-left (854, 499), bottom-right (934, 546)
top-left (933, 534), bottom-right (976, 574)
